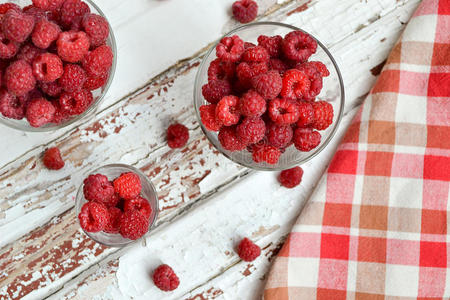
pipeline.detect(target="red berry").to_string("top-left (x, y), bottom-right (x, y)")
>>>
top-left (279, 166), bottom-right (303, 188)
top-left (218, 126), bottom-right (246, 152)
top-left (0, 31), bottom-right (19, 59)
top-left (0, 3), bottom-right (20, 15)
top-left (282, 30), bottom-right (317, 62)
top-left (268, 98), bottom-right (300, 125)
top-left (201, 79), bottom-right (231, 104)
top-left (43, 147), bottom-right (64, 170)
top-left (167, 123), bottom-right (189, 149)
top-left (295, 62), bottom-right (323, 100)
top-left (215, 95), bottom-right (240, 126)
top-left (268, 58), bottom-right (288, 75)
top-left (2, 10), bottom-right (35, 43)
top-left (239, 90), bottom-right (266, 117)
top-left (266, 123), bottom-right (293, 148)
top-left (78, 201), bottom-right (109, 233)
top-left (23, 6), bottom-right (47, 19)
top-left (113, 172), bottom-right (142, 200)
top-left (104, 206), bottom-right (122, 234)
top-left (83, 72), bottom-right (108, 91)
top-left (236, 61), bottom-right (268, 87)
top-left (311, 101), bottom-right (333, 130)
top-left (82, 45), bottom-right (113, 77)
top-left (5, 60), bottom-right (36, 96)
top-left (296, 101), bottom-right (314, 128)
top-left (251, 70), bottom-right (282, 100)
top-left (82, 13), bottom-right (109, 48)
top-left (17, 43), bottom-right (44, 64)
top-left (26, 97), bottom-right (55, 127)
top-left (59, 89), bottom-right (92, 115)
top-left (216, 35), bottom-right (244, 63)
top-left (236, 117), bottom-right (266, 145)
top-left (60, 0), bottom-right (90, 28)
top-left (232, 0), bottom-right (258, 24)
top-left (59, 64), bottom-right (87, 92)
top-left (199, 104), bottom-right (222, 131)
top-left (124, 196), bottom-right (152, 219)
top-left (40, 81), bottom-right (62, 97)
top-left (57, 31), bottom-right (90, 63)
top-left (237, 238), bottom-right (261, 261)
top-left (242, 46), bottom-right (269, 63)
top-left (252, 144), bottom-right (281, 164)
top-left (244, 42), bottom-right (256, 49)
top-left (0, 89), bottom-right (25, 120)
top-left (32, 0), bottom-right (65, 11)
top-left (307, 61), bottom-right (330, 77)
top-left (257, 35), bottom-right (282, 58)
top-left (281, 69), bottom-right (310, 100)
top-left (207, 58), bottom-right (235, 81)
top-left (32, 18), bottom-right (61, 49)
top-left (51, 100), bottom-right (70, 124)
top-left (293, 128), bottom-right (321, 151)
top-left (32, 53), bottom-right (64, 82)
top-left (83, 173), bottom-right (115, 203)
top-left (119, 209), bottom-right (149, 240)
top-left (153, 264), bottom-right (180, 292)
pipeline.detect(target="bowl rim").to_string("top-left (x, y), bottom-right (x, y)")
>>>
top-left (0, 0), bottom-right (117, 132)
top-left (193, 21), bottom-right (345, 171)
top-left (75, 163), bottom-right (159, 247)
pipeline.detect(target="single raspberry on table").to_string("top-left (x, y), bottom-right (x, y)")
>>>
top-left (201, 79), bottom-right (231, 104)
top-left (153, 264), bottom-right (180, 292)
top-left (5, 59), bottom-right (36, 96)
top-left (242, 46), bottom-right (269, 63)
top-left (82, 13), bottom-right (109, 48)
top-left (218, 126), bottom-right (246, 152)
top-left (57, 31), bottom-right (90, 63)
top-left (236, 61), bottom-right (268, 88)
top-left (252, 144), bottom-right (281, 164)
top-left (60, 0), bottom-right (90, 28)
top-left (26, 98), bottom-right (55, 127)
top-left (257, 35), bottom-right (282, 58)
top-left (295, 63), bottom-right (323, 100)
top-left (82, 45), bottom-right (114, 77)
top-left (311, 101), bottom-right (333, 130)
top-left (296, 101), bottom-right (314, 128)
top-left (43, 147), bottom-right (65, 170)
top-left (0, 89), bottom-right (25, 120)
top-left (199, 104), bottom-right (222, 131)
top-left (17, 43), bottom-right (43, 64)
top-left (307, 61), bottom-right (330, 77)
top-left (124, 196), bottom-right (152, 219)
top-left (215, 95), bottom-right (240, 126)
top-left (216, 35), bottom-right (244, 63)
top-left (113, 172), bottom-right (142, 200)
top-left (268, 98), bottom-right (300, 125)
top-left (232, 0), bottom-right (258, 24)
top-left (59, 64), bottom-right (87, 92)
top-left (0, 3), bottom-right (21, 14)
top-left (252, 70), bottom-right (282, 100)
top-left (84, 72), bottom-right (108, 91)
top-left (280, 69), bottom-right (310, 100)
top-left (0, 32), bottom-right (19, 59)
top-left (119, 209), bottom-right (149, 240)
top-left (78, 201), bottom-right (109, 233)
top-left (83, 173), bottom-right (115, 203)
top-left (32, 0), bottom-right (65, 11)
top-left (2, 10), bottom-right (35, 43)
top-left (282, 30), bottom-right (317, 62)
top-left (236, 117), bottom-right (266, 145)
top-left (237, 237), bottom-right (261, 262)
top-left (266, 123), bottom-right (293, 148)
top-left (167, 123), bottom-right (189, 149)
top-left (104, 206), bottom-right (122, 234)
top-left (279, 166), bottom-right (303, 188)
top-left (32, 18), bottom-right (61, 49)
top-left (40, 81), bottom-right (62, 97)
top-left (59, 89), bottom-right (93, 115)
top-left (239, 90), bottom-right (266, 117)
top-left (32, 53), bottom-right (64, 82)
top-left (293, 127), bottom-right (321, 151)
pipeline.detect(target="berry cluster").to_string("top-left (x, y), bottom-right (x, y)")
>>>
top-left (199, 31), bottom-right (333, 165)
top-left (78, 171), bottom-right (152, 240)
top-left (0, 0), bottom-right (113, 128)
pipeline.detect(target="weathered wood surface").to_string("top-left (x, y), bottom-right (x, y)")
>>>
top-left (0, 0), bottom-right (420, 299)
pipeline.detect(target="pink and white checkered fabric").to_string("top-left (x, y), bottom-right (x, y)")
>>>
top-left (264, 0), bottom-right (450, 299)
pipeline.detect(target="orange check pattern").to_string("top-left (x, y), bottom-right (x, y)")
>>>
top-left (264, 0), bottom-right (450, 299)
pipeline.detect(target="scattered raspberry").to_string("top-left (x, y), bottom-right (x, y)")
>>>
top-left (167, 123), bottom-right (189, 149)
top-left (280, 69), bottom-right (310, 100)
top-left (78, 201), bottom-right (109, 233)
top-left (32, 18), bottom-right (61, 49)
top-left (113, 172), bottom-right (142, 200)
top-left (0, 89), bottom-right (25, 120)
top-left (239, 90), bottom-right (266, 117)
top-left (242, 46), bottom-right (269, 63)
top-left (82, 45), bottom-right (113, 77)
top-left (266, 123), bottom-right (293, 148)
top-left (43, 147), bottom-right (65, 170)
top-left (252, 70), bottom-right (282, 99)
top-left (0, 31), bottom-right (19, 59)
top-left (201, 79), bottom-right (231, 104)
top-left (153, 264), bottom-right (180, 292)
top-left (218, 126), bottom-right (246, 151)
top-left (308, 61), bottom-right (330, 77)
top-left (60, 0), bottom-right (90, 28)
top-left (2, 10), bottom-right (35, 43)
top-left (268, 98), bottom-right (300, 125)
top-left (119, 209), bottom-right (149, 240)
top-left (268, 58), bottom-right (288, 75)
top-left (237, 238), bottom-right (261, 261)
top-left (296, 101), bottom-right (314, 128)
top-left (279, 166), bottom-right (303, 188)
top-left (59, 64), bottom-right (87, 92)
top-left (82, 13), bottom-right (109, 48)
top-left (293, 127), bottom-right (321, 151)
top-left (0, 3), bottom-right (20, 14)
top-left (257, 35), bottom-right (282, 58)
top-left (199, 104), bottom-right (222, 131)
top-left (311, 101), bottom-right (333, 130)
top-left (57, 31), bottom-right (90, 63)
top-left (236, 117), bottom-right (266, 145)
top-left (5, 60), bottom-right (36, 97)
top-left (83, 173), bottom-right (115, 203)
top-left (40, 81), bottom-right (62, 97)
top-left (236, 61), bottom-right (268, 87)
top-left (17, 43), bottom-right (43, 63)
top-left (124, 196), bottom-right (152, 219)
top-left (232, 0), bottom-right (258, 24)
top-left (295, 63), bottom-right (323, 100)
top-left (282, 30), bottom-right (317, 62)
top-left (59, 89), bottom-right (92, 115)
top-left (216, 35), bottom-right (244, 63)
top-left (215, 95), bottom-right (240, 126)
top-left (83, 72), bottom-right (108, 91)
top-left (32, 53), bottom-right (64, 82)
top-left (104, 207), bottom-right (122, 234)
top-left (252, 144), bottom-right (281, 164)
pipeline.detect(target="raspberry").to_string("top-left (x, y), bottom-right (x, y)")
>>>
top-left (281, 69), bottom-right (310, 100)
top-left (279, 166), bottom-right (303, 188)
top-left (32, 53), bottom-right (64, 82)
top-left (295, 63), bottom-right (323, 100)
top-left (268, 98), bottom-right (300, 125)
top-left (51, 99), bottom-right (70, 123)
top-left (84, 72), bottom-right (108, 91)
top-left (0, 31), bottom-right (19, 59)
top-left (82, 13), bottom-right (109, 48)
top-left (59, 64), bottom-right (87, 92)
top-left (216, 35), bottom-right (244, 63)
top-left (78, 201), bottom-right (109, 233)
top-left (201, 79), bottom-right (231, 104)
top-left (59, 89), bottom-right (92, 115)
top-left (113, 172), bottom-right (142, 200)
top-left (40, 81), bottom-right (62, 97)
top-left (236, 61), bottom-right (268, 87)
top-left (268, 59), bottom-right (288, 75)
top-left (266, 123), bottom-right (293, 148)
top-left (218, 126), bottom-right (246, 152)
top-left (82, 45), bottom-right (113, 77)
top-left (239, 90), bottom-right (266, 117)
top-left (297, 101), bottom-right (315, 128)
top-left (32, 0), bottom-right (65, 11)
top-left (43, 147), bottom-right (64, 170)
top-left (31, 18), bottom-right (61, 49)
top-left (83, 173), bottom-right (115, 203)
top-left (106, 192), bottom-right (120, 207)
top-left (26, 98), bottom-right (55, 127)
top-left (242, 46), bottom-right (269, 63)
top-left (232, 0), bottom-right (258, 24)
top-left (311, 101), bottom-right (333, 130)
top-left (124, 196), bottom-right (152, 219)
top-left (0, 3), bottom-right (20, 14)
top-left (153, 265), bottom-right (180, 292)
top-left (167, 123), bottom-right (189, 149)
top-left (244, 42), bottom-right (255, 49)
top-left (104, 207), bottom-right (122, 234)
top-left (293, 128), bottom-right (321, 151)
top-left (216, 95), bottom-right (240, 126)
top-left (57, 31), bottom-right (90, 63)
top-left (119, 209), bottom-right (149, 240)
top-left (308, 61), bottom-right (330, 77)
top-left (207, 59), bottom-right (225, 81)
top-left (251, 70), bottom-right (282, 99)
top-left (282, 30), bottom-right (317, 62)
top-left (60, 0), bottom-right (90, 28)
top-left (237, 238), bottom-right (261, 261)
top-left (252, 144), bottom-right (281, 164)
top-left (199, 104), bottom-right (222, 131)
top-left (17, 43), bottom-right (43, 64)
top-left (0, 89), bottom-right (25, 120)
top-left (5, 60), bottom-right (36, 96)
top-left (2, 10), bottom-right (35, 43)
top-left (236, 117), bottom-right (266, 145)
top-left (23, 6), bottom-right (47, 19)
top-left (257, 35), bottom-right (282, 58)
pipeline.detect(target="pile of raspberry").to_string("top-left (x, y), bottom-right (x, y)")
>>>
top-left (0, 0), bottom-right (113, 128)
top-left (78, 171), bottom-right (152, 240)
top-left (199, 31), bottom-right (334, 165)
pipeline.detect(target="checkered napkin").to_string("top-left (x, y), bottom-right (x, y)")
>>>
top-left (264, 0), bottom-right (450, 299)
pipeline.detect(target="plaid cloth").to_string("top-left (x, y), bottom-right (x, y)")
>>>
top-left (264, 0), bottom-right (450, 299)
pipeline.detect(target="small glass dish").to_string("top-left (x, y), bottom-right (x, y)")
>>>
top-left (0, 0), bottom-right (117, 132)
top-left (75, 164), bottom-right (158, 247)
top-left (193, 22), bottom-right (345, 171)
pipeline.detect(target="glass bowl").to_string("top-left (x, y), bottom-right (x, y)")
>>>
top-left (194, 22), bottom-right (345, 171)
top-left (0, 0), bottom-right (117, 132)
top-left (75, 164), bottom-right (159, 247)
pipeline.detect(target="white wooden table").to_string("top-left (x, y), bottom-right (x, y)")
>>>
top-left (0, 0), bottom-right (420, 299)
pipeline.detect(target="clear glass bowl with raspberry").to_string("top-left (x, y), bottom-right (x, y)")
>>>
top-left (75, 164), bottom-right (159, 247)
top-left (0, 0), bottom-right (117, 132)
top-left (194, 22), bottom-right (345, 170)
